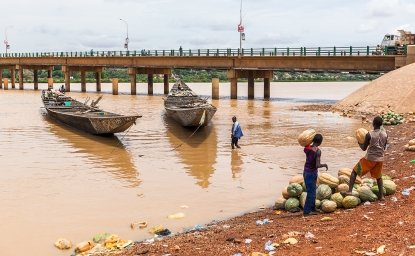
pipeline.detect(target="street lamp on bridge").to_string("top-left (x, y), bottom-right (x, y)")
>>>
top-left (238, 0), bottom-right (245, 54)
top-left (4, 26), bottom-right (11, 54)
top-left (119, 18), bottom-right (129, 51)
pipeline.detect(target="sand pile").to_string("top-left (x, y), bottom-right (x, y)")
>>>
top-left (334, 62), bottom-right (415, 114)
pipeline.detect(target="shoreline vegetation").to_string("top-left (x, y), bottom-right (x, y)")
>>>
top-left (1, 69), bottom-right (381, 84)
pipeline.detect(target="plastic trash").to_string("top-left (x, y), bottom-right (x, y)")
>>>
top-left (265, 240), bottom-right (276, 252)
top-left (232, 253), bottom-right (242, 256)
top-left (377, 245), bottom-right (386, 254)
top-left (155, 229), bottom-right (171, 236)
top-left (74, 240), bottom-right (95, 254)
top-left (391, 196), bottom-right (398, 202)
top-left (245, 238), bottom-right (252, 244)
top-left (93, 233), bottom-right (112, 243)
top-left (256, 218), bottom-right (270, 225)
top-left (222, 224), bottom-right (231, 229)
top-left (183, 224), bottom-right (207, 233)
top-left (54, 238), bottom-right (72, 250)
top-left (402, 189), bottom-right (410, 196)
top-left (168, 212), bottom-right (185, 219)
top-left (304, 232), bottom-right (315, 240)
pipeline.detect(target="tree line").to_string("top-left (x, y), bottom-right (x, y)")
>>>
top-left (0, 68), bottom-right (381, 83)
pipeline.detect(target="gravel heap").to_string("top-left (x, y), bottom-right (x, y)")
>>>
top-left (334, 62), bottom-right (415, 114)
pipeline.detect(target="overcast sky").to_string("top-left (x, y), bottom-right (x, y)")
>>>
top-left (1, 0), bottom-right (414, 53)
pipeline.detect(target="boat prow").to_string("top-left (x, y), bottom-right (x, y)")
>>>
top-left (41, 91), bottom-right (141, 135)
top-left (164, 80), bottom-right (217, 127)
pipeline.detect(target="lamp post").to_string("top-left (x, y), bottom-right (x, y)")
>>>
top-left (4, 26), bottom-right (11, 54)
top-left (119, 18), bottom-right (129, 51)
top-left (237, 0), bottom-right (245, 55)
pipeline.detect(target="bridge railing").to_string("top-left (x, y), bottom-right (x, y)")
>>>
top-left (0, 46), bottom-right (407, 58)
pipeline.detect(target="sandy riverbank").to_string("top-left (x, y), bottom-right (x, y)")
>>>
top-left (99, 121), bottom-right (415, 256)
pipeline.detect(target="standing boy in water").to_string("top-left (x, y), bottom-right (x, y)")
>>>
top-left (231, 116), bottom-right (243, 149)
top-left (303, 134), bottom-right (328, 216)
top-left (346, 116), bottom-right (388, 200)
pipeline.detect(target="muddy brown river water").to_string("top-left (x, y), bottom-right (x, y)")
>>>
top-left (0, 81), bottom-right (369, 255)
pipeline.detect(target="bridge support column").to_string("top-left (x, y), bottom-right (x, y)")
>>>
top-left (95, 72), bottom-right (101, 92)
top-left (81, 71), bottom-right (86, 92)
top-left (248, 71), bottom-right (254, 99)
top-left (0, 70), bottom-right (3, 89)
top-left (164, 74), bottom-right (169, 94)
top-left (18, 68), bottom-right (24, 90)
top-left (64, 72), bottom-right (71, 92)
top-left (3, 79), bottom-right (8, 90)
top-left (112, 78), bottom-right (118, 95)
top-left (230, 78), bottom-right (237, 99)
top-left (212, 78), bottom-right (219, 99)
top-left (130, 74), bottom-right (136, 95)
top-left (34, 70), bottom-right (38, 90)
top-left (148, 74), bottom-right (153, 95)
top-left (11, 69), bottom-right (15, 89)
top-left (264, 78), bottom-right (270, 100)
top-left (406, 45), bottom-right (415, 65)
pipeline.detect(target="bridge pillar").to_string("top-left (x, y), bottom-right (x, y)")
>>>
top-left (47, 69), bottom-right (52, 79)
top-left (34, 70), bottom-right (38, 90)
top-left (64, 72), bottom-right (71, 92)
top-left (264, 78), bottom-right (270, 100)
top-left (81, 71), bottom-right (86, 92)
top-left (4, 79), bottom-right (8, 90)
top-left (148, 74), bottom-right (153, 95)
top-left (95, 72), bottom-right (101, 92)
top-left (164, 74), bottom-right (169, 94)
top-left (130, 74), bottom-right (137, 95)
top-left (230, 78), bottom-right (237, 99)
top-left (112, 78), bottom-right (118, 95)
top-left (406, 45), bottom-right (415, 65)
top-left (212, 78), bottom-right (219, 99)
top-left (11, 69), bottom-right (15, 89)
top-left (0, 70), bottom-right (2, 89)
top-left (247, 71), bottom-right (254, 99)
top-left (18, 68), bottom-right (24, 90)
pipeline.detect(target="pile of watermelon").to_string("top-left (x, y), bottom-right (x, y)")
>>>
top-left (382, 112), bottom-right (404, 125)
top-left (275, 168), bottom-right (397, 213)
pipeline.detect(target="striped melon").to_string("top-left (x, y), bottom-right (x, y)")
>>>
top-left (287, 183), bottom-right (303, 197)
top-left (355, 128), bottom-right (368, 144)
top-left (299, 192), bottom-right (307, 208)
top-left (330, 192), bottom-right (344, 208)
top-left (274, 198), bottom-right (287, 210)
top-left (298, 129), bottom-right (316, 147)
top-left (321, 200), bottom-right (337, 213)
top-left (383, 180), bottom-right (397, 195)
top-left (357, 186), bottom-right (378, 202)
top-left (318, 173), bottom-right (339, 189)
top-left (338, 175), bottom-right (350, 185)
top-left (316, 184), bottom-right (332, 200)
top-left (285, 198), bottom-right (300, 211)
top-left (342, 196), bottom-right (360, 208)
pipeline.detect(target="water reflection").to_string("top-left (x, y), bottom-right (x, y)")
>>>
top-left (164, 115), bottom-right (217, 188)
top-left (231, 150), bottom-right (243, 179)
top-left (42, 113), bottom-right (141, 188)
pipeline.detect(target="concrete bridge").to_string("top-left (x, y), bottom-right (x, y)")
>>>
top-left (0, 46), bottom-right (414, 99)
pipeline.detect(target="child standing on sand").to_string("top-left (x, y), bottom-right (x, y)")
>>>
top-left (303, 134), bottom-right (328, 216)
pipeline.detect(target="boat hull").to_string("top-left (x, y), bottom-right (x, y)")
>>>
top-left (46, 108), bottom-right (138, 135)
top-left (41, 93), bottom-right (140, 135)
top-left (165, 106), bottom-right (216, 127)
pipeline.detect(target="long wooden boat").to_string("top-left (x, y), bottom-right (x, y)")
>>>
top-left (41, 91), bottom-right (141, 135)
top-left (164, 80), bottom-right (217, 127)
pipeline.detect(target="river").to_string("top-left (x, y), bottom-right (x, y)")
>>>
top-left (0, 81), bottom-right (369, 255)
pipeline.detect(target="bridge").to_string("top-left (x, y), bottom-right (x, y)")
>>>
top-left (0, 46), bottom-right (414, 99)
